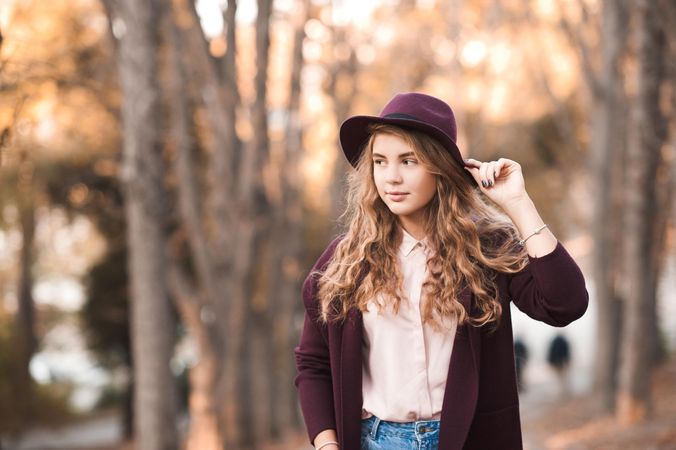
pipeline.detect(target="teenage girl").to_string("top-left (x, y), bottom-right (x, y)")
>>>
top-left (294, 92), bottom-right (588, 450)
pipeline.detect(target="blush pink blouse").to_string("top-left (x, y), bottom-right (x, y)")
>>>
top-left (361, 227), bottom-right (458, 422)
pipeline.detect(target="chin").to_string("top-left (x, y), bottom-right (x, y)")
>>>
top-left (386, 205), bottom-right (413, 216)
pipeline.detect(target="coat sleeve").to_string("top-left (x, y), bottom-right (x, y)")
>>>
top-left (508, 241), bottom-right (589, 327)
top-left (294, 236), bottom-right (343, 445)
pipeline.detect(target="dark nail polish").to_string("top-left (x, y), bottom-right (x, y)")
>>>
top-left (482, 181), bottom-right (487, 188)
top-left (489, 180), bottom-right (494, 187)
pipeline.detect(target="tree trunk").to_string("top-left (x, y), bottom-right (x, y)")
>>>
top-left (245, 240), bottom-right (275, 444)
top-left (274, 0), bottom-right (310, 435)
top-left (254, 0), bottom-right (310, 440)
top-left (166, 0), bottom-right (255, 447)
top-left (116, 0), bottom-right (178, 447)
top-left (220, 1), bottom-right (273, 448)
top-left (169, 267), bottom-right (223, 450)
top-left (589, 0), bottom-right (629, 412)
top-left (326, 13), bottom-right (359, 227)
top-left (617, 0), bottom-right (668, 424)
top-left (165, 12), bottom-right (225, 450)
top-left (13, 157), bottom-right (37, 424)
top-left (123, 377), bottom-right (134, 440)
top-left (649, 0), bottom-right (676, 369)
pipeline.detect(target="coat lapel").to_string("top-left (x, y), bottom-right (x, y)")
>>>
top-left (438, 284), bottom-right (481, 449)
top-left (339, 307), bottom-right (364, 449)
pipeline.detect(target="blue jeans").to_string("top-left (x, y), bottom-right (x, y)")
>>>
top-left (360, 415), bottom-right (440, 450)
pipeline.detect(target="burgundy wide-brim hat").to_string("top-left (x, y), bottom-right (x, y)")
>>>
top-left (339, 92), bottom-right (474, 184)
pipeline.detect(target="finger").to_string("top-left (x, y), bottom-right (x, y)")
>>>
top-left (488, 161), bottom-right (500, 186)
top-left (494, 159), bottom-right (507, 179)
top-left (479, 162), bottom-right (490, 188)
top-left (486, 161), bottom-right (494, 187)
top-left (463, 166), bottom-right (482, 187)
top-left (497, 158), bottom-right (519, 175)
top-left (464, 166), bottom-right (481, 180)
top-left (463, 158), bottom-right (482, 169)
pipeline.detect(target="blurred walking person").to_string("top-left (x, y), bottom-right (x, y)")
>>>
top-left (514, 337), bottom-right (529, 393)
top-left (547, 333), bottom-right (572, 398)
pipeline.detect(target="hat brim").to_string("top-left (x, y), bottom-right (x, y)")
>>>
top-left (339, 115), bottom-right (476, 185)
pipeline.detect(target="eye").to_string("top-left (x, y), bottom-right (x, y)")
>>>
top-left (403, 159), bottom-right (417, 165)
top-left (373, 159), bottom-right (384, 165)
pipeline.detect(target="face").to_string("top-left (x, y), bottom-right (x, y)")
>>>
top-left (372, 132), bottom-right (437, 229)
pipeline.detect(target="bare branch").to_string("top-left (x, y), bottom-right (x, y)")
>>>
top-left (575, 0), bottom-right (598, 31)
top-left (167, 19), bottom-right (222, 307)
top-left (557, 1), bottom-right (603, 98)
top-left (220, 0), bottom-right (240, 104)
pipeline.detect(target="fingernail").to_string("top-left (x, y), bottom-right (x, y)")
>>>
top-left (482, 181), bottom-right (487, 188)
top-left (489, 180), bottom-right (494, 187)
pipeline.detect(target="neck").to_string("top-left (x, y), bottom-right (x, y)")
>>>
top-left (399, 217), bottom-right (425, 241)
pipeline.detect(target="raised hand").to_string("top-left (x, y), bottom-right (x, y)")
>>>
top-left (463, 158), bottom-right (528, 211)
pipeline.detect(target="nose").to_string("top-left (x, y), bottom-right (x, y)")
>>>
top-left (385, 163), bottom-right (403, 184)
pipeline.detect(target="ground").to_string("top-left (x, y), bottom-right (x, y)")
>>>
top-left (520, 356), bottom-right (676, 450)
top-left (4, 357), bottom-right (675, 450)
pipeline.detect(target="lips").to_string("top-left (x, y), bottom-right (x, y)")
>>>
top-left (387, 192), bottom-right (409, 202)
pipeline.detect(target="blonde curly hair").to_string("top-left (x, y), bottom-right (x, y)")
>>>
top-left (316, 123), bottom-right (528, 331)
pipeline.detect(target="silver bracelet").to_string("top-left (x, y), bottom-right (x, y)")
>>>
top-left (518, 224), bottom-right (548, 247)
top-left (316, 441), bottom-right (339, 450)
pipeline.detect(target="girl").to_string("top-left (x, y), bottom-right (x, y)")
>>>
top-left (294, 92), bottom-right (588, 450)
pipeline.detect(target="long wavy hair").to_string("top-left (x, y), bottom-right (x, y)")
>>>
top-left (316, 123), bottom-right (529, 331)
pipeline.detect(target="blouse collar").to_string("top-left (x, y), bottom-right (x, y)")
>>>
top-left (399, 226), bottom-right (428, 257)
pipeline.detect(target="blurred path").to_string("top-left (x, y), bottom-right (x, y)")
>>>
top-left (1, 411), bottom-right (122, 450)
top-left (521, 356), bottom-right (676, 450)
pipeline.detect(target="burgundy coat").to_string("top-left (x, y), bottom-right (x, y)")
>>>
top-left (294, 235), bottom-right (588, 450)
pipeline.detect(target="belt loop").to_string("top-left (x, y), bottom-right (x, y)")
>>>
top-left (370, 416), bottom-right (381, 439)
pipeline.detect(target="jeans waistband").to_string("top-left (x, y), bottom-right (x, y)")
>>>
top-left (361, 414), bottom-right (441, 439)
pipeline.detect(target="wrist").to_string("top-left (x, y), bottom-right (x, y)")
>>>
top-left (501, 194), bottom-right (533, 217)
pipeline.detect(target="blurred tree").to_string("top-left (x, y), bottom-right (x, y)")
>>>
top-left (0, 0), bottom-right (125, 440)
top-left (618, 0), bottom-right (672, 425)
top-left (560, 0), bottom-right (676, 416)
top-left (324, 8), bottom-right (359, 227)
top-left (560, 0), bottom-right (630, 411)
top-left (161, 0), bottom-right (278, 447)
top-left (165, 6), bottom-right (223, 448)
top-left (240, 0), bottom-right (328, 445)
top-left (105, 0), bottom-right (179, 448)
top-left (83, 246), bottom-right (133, 438)
top-left (163, 0), bottom-right (246, 446)
top-left (232, 3), bottom-right (274, 447)
top-left (257, 0), bottom-right (310, 438)
top-left (0, 310), bottom-right (23, 436)
top-left (12, 148), bottom-right (38, 425)
top-left (652, 0), bottom-right (676, 374)
top-left (43, 161), bottom-right (130, 435)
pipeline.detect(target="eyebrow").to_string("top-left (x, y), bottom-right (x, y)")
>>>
top-left (372, 152), bottom-right (416, 159)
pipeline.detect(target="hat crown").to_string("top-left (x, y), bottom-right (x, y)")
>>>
top-left (338, 91), bottom-right (473, 185)
top-left (379, 92), bottom-right (457, 143)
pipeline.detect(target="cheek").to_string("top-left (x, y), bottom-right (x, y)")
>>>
top-left (423, 183), bottom-right (437, 203)
top-left (413, 172), bottom-right (437, 198)
top-left (373, 171), bottom-right (385, 192)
